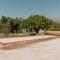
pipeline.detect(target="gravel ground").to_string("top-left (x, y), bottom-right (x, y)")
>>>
top-left (0, 38), bottom-right (60, 60)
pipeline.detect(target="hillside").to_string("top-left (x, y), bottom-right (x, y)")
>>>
top-left (51, 18), bottom-right (60, 22)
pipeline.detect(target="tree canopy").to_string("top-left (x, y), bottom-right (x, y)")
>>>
top-left (0, 15), bottom-right (58, 33)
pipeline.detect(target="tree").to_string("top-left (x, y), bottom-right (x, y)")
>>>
top-left (0, 15), bottom-right (55, 34)
top-left (26, 15), bottom-right (54, 33)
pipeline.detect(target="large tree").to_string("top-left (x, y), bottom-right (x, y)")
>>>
top-left (26, 15), bottom-right (53, 33)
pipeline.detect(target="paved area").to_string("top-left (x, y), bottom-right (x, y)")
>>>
top-left (0, 38), bottom-right (60, 60)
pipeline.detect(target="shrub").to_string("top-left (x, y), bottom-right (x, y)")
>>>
top-left (49, 28), bottom-right (60, 31)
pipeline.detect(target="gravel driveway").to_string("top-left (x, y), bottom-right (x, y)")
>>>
top-left (0, 38), bottom-right (60, 60)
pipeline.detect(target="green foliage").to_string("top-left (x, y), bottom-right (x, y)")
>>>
top-left (49, 28), bottom-right (60, 31)
top-left (26, 15), bottom-right (54, 33)
top-left (0, 15), bottom-right (57, 34)
top-left (49, 21), bottom-right (60, 31)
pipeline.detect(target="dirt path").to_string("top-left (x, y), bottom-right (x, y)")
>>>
top-left (0, 35), bottom-right (57, 50)
top-left (0, 35), bottom-right (56, 43)
top-left (0, 38), bottom-right (60, 60)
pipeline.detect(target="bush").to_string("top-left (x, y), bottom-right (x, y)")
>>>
top-left (49, 28), bottom-right (60, 31)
